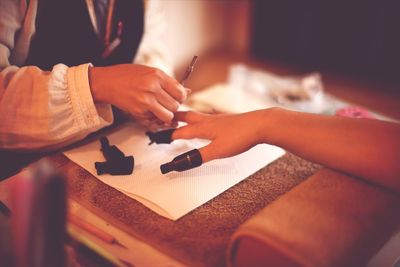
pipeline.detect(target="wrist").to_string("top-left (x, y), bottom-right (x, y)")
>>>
top-left (88, 66), bottom-right (108, 103)
top-left (256, 107), bottom-right (282, 145)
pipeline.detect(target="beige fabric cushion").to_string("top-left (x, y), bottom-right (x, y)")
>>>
top-left (228, 169), bottom-right (400, 267)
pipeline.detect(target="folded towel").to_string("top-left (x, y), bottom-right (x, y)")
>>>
top-left (228, 169), bottom-right (400, 267)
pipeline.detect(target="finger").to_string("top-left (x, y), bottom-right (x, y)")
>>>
top-left (172, 124), bottom-right (212, 141)
top-left (147, 116), bottom-right (178, 129)
top-left (148, 101), bottom-right (174, 123)
top-left (161, 77), bottom-right (187, 102)
top-left (155, 89), bottom-right (180, 113)
top-left (174, 111), bottom-right (208, 124)
top-left (198, 142), bottom-right (221, 163)
top-left (133, 111), bottom-right (155, 120)
top-left (198, 138), bottom-right (243, 163)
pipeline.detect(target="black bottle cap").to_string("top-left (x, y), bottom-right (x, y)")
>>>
top-left (146, 129), bottom-right (176, 145)
top-left (160, 149), bottom-right (203, 174)
top-left (160, 162), bottom-right (174, 174)
top-left (95, 156), bottom-right (134, 175)
top-left (100, 137), bottom-right (125, 161)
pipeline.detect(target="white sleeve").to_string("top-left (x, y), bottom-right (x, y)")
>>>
top-left (134, 0), bottom-right (174, 76)
top-left (0, 64), bottom-right (113, 151)
top-left (0, 1), bottom-right (113, 151)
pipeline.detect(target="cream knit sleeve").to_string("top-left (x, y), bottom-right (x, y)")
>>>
top-left (0, 63), bottom-right (113, 151)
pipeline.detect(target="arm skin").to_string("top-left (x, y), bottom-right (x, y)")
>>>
top-left (172, 108), bottom-right (400, 193)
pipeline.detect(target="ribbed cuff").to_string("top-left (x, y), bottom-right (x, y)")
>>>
top-left (66, 63), bottom-right (113, 131)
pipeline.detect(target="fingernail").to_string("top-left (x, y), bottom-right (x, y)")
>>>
top-left (186, 88), bottom-right (192, 94)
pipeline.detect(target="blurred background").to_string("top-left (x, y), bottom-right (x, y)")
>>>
top-left (164, 0), bottom-right (250, 70)
top-left (163, 0), bottom-right (399, 86)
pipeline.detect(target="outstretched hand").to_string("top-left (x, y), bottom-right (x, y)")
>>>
top-left (172, 109), bottom-right (400, 194)
top-left (172, 110), bottom-right (271, 162)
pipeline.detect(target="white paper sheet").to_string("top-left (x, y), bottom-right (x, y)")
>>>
top-left (64, 122), bottom-right (284, 220)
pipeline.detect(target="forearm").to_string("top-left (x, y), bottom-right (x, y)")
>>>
top-left (262, 108), bottom-right (400, 191)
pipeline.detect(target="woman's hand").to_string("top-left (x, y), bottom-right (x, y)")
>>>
top-left (172, 110), bottom-right (273, 162)
top-left (89, 64), bottom-right (188, 124)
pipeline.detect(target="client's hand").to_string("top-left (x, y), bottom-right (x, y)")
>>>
top-left (173, 109), bottom-right (400, 194)
top-left (172, 110), bottom-right (272, 162)
top-left (89, 64), bottom-right (188, 124)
